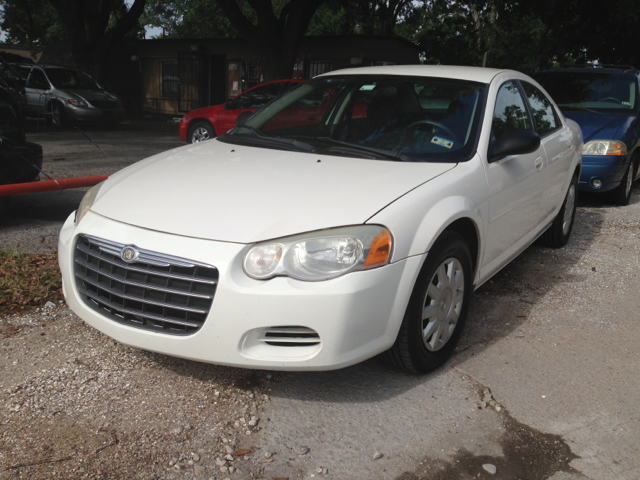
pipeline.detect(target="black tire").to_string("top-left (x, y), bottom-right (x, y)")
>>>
top-left (611, 160), bottom-right (634, 206)
top-left (382, 231), bottom-right (473, 373)
top-left (49, 102), bottom-right (67, 127)
top-left (0, 196), bottom-right (9, 218)
top-left (187, 121), bottom-right (215, 144)
top-left (538, 173), bottom-right (578, 248)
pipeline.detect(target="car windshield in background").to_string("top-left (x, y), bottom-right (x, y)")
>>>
top-left (536, 72), bottom-right (638, 113)
top-left (45, 68), bottom-right (101, 90)
top-left (219, 75), bottom-right (487, 163)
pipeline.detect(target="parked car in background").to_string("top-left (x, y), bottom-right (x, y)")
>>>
top-left (0, 89), bottom-right (42, 215)
top-left (536, 66), bottom-right (640, 205)
top-left (10, 64), bottom-right (125, 126)
top-left (60, 66), bottom-right (581, 373)
top-left (179, 79), bottom-right (304, 143)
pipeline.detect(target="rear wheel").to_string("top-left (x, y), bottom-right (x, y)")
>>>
top-left (383, 231), bottom-right (473, 373)
top-left (539, 173), bottom-right (578, 248)
top-left (188, 121), bottom-right (215, 144)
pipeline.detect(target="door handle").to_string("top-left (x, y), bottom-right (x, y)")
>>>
top-left (535, 157), bottom-right (544, 171)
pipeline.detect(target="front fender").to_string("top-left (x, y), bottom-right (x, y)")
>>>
top-left (367, 158), bottom-right (488, 283)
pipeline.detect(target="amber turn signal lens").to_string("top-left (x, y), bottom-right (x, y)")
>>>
top-left (364, 230), bottom-right (392, 267)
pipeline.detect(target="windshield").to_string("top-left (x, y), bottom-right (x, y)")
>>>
top-left (219, 75), bottom-right (487, 162)
top-left (536, 71), bottom-right (638, 113)
top-left (45, 68), bottom-right (102, 90)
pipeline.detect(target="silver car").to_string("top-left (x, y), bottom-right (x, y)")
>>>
top-left (11, 64), bottom-right (125, 125)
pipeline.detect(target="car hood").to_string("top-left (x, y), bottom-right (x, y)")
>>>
top-left (561, 110), bottom-right (634, 142)
top-left (92, 139), bottom-right (456, 243)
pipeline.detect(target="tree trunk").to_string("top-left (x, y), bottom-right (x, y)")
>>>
top-left (216, 0), bottom-right (325, 82)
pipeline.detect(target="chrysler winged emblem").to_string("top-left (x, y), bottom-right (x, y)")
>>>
top-left (120, 246), bottom-right (138, 263)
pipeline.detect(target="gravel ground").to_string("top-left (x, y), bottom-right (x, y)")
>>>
top-left (0, 304), bottom-right (275, 479)
top-left (1, 121), bottom-right (639, 479)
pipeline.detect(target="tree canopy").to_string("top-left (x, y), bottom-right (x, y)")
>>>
top-left (3, 0), bottom-right (640, 81)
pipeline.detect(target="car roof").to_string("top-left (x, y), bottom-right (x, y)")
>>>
top-left (319, 65), bottom-right (511, 83)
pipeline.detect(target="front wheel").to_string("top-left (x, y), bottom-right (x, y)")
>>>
top-left (612, 161), bottom-right (634, 206)
top-left (49, 102), bottom-right (67, 127)
top-left (383, 231), bottom-right (473, 373)
top-left (538, 174), bottom-right (578, 248)
top-left (188, 121), bottom-right (215, 144)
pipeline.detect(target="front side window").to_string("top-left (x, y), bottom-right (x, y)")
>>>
top-left (521, 81), bottom-right (559, 136)
top-left (492, 81), bottom-right (532, 142)
top-left (219, 75), bottom-right (487, 163)
top-left (536, 71), bottom-right (638, 112)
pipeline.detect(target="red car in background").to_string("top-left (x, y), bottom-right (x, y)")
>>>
top-left (179, 79), bottom-right (304, 143)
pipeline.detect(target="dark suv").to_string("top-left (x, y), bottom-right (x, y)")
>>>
top-left (536, 66), bottom-right (640, 205)
top-left (0, 89), bottom-right (43, 214)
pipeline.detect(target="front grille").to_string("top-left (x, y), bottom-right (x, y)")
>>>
top-left (89, 100), bottom-right (118, 109)
top-left (259, 326), bottom-right (321, 347)
top-left (74, 235), bottom-right (218, 335)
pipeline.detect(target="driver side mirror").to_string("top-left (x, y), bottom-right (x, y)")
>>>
top-left (488, 129), bottom-right (540, 163)
top-left (225, 99), bottom-right (237, 110)
top-left (235, 110), bottom-right (254, 127)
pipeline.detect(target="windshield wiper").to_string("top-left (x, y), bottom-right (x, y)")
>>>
top-left (315, 137), bottom-right (405, 161)
top-left (558, 105), bottom-right (605, 115)
top-left (232, 125), bottom-right (318, 152)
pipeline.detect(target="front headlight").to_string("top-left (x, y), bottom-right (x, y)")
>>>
top-left (67, 98), bottom-right (88, 107)
top-left (243, 225), bottom-right (393, 281)
top-left (75, 181), bottom-right (104, 226)
top-left (582, 140), bottom-right (627, 156)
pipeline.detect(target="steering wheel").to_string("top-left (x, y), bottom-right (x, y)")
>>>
top-left (600, 97), bottom-right (623, 104)
top-left (401, 120), bottom-right (459, 144)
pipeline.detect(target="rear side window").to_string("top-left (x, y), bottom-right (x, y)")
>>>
top-left (521, 81), bottom-right (559, 136)
top-left (28, 69), bottom-right (49, 90)
top-left (492, 81), bottom-right (532, 142)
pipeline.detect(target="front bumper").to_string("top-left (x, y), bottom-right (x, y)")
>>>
top-left (59, 211), bottom-right (422, 371)
top-left (579, 155), bottom-right (631, 193)
top-left (65, 105), bottom-right (125, 123)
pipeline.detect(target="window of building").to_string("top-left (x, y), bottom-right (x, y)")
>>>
top-left (242, 61), bottom-right (261, 90)
top-left (305, 60), bottom-right (333, 79)
top-left (161, 59), bottom-right (179, 99)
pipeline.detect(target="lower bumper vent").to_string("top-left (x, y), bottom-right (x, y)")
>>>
top-left (259, 326), bottom-right (320, 347)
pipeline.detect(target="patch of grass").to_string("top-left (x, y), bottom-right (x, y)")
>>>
top-left (0, 250), bottom-right (63, 316)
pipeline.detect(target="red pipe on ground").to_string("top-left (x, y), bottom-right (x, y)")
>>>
top-left (0, 176), bottom-right (108, 197)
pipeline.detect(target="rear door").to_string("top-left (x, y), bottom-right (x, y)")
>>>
top-left (520, 80), bottom-right (575, 216)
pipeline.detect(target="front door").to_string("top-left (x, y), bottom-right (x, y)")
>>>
top-left (482, 80), bottom-right (550, 275)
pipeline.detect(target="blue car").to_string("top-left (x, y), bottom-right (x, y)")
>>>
top-left (536, 66), bottom-right (640, 205)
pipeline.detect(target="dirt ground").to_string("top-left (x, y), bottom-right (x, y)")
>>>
top-left (1, 120), bottom-right (639, 480)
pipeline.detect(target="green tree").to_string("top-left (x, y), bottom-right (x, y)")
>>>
top-left (140, 0), bottom-right (237, 39)
top-left (0, 0), bottom-right (65, 47)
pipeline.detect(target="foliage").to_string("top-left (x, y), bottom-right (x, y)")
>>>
top-left (0, 250), bottom-right (63, 317)
top-left (0, 0), bottom-right (65, 47)
top-left (140, 0), bottom-right (237, 39)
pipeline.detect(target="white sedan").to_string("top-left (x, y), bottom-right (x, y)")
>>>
top-left (58, 66), bottom-right (582, 373)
